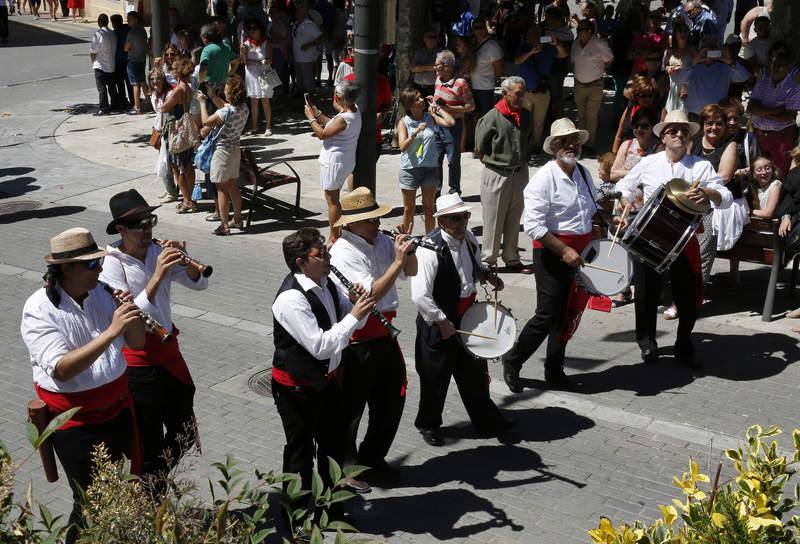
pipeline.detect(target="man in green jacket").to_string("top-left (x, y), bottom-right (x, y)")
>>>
top-left (475, 76), bottom-right (533, 273)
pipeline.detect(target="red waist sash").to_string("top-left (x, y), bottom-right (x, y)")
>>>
top-left (35, 373), bottom-right (141, 474)
top-left (271, 366), bottom-right (337, 387)
top-left (458, 293), bottom-right (477, 317)
top-left (684, 235), bottom-right (704, 308)
top-left (122, 326), bottom-right (193, 386)
top-left (352, 311), bottom-right (397, 342)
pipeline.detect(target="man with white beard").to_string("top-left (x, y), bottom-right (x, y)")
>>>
top-left (502, 118), bottom-right (597, 392)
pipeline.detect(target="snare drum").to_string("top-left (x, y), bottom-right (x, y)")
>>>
top-left (458, 301), bottom-right (517, 360)
top-left (577, 239), bottom-right (633, 296)
top-left (622, 184), bottom-right (701, 273)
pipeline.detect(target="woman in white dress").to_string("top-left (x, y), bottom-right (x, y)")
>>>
top-left (304, 81), bottom-right (362, 242)
top-left (240, 19), bottom-right (273, 136)
top-left (662, 20), bottom-right (694, 118)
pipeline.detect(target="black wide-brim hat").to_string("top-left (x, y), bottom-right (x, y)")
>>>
top-left (105, 189), bottom-right (161, 234)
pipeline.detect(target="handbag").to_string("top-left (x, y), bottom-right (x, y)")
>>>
top-left (258, 66), bottom-right (283, 93)
top-left (194, 126), bottom-right (222, 174)
top-left (149, 128), bottom-right (162, 150)
top-left (167, 111), bottom-right (199, 154)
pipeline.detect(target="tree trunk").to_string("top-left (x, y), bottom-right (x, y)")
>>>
top-left (395, 0), bottom-right (427, 94)
top-left (770, 0), bottom-right (799, 60)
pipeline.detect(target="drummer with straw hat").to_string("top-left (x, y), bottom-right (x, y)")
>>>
top-left (21, 227), bottom-right (146, 544)
top-left (616, 109), bottom-right (732, 369)
top-left (410, 193), bottom-right (512, 447)
top-left (503, 117), bottom-right (599, 393)
top-left (329, 187), bottom-right (417, 483)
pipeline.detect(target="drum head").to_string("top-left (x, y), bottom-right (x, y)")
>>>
top-left (459, 301), bottom-right (517, 359)
top-left (578, 239), bottom-right (634, 296)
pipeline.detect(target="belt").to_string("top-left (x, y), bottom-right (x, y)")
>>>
top-left (487, 164), bottom-right (525, 176)
top-left (575, 77), bottom-right (604, 86)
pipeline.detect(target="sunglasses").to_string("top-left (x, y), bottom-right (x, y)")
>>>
top-left (84, 257), bottom-right (103, 271)
top-left (663, 126), bottom-right (688, 136)
top-left (443, 212), bottom-right (470, 223)
top-left (121, 214), bottom-right (158, 230)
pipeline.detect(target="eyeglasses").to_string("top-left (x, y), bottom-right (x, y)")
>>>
top-left (663, 126), bottom-right (689, 136)
top-left (554, 136), bottom-right (582, 147)
top-left (84, 258), bottom-right (103, 271)
top-left (442, 212), bottom-right (470, 223)
top-left (704, 120), bottom-right (725, 127)
top-left (121, 214), bottom-right (158, 230)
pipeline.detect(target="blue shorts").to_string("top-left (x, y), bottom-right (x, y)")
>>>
top-left (127, 61), bottom-right (146, 85)
top-left (399, 167), bottom-right (438, 191)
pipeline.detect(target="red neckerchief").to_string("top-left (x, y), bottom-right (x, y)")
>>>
top-left (495, 98), bottom-right (521, 126)
top-left (340, 56), bottom-right (354, 66)
top-left (245, 37), bottom-right (267, 47)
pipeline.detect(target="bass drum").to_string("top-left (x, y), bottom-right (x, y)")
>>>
top-left (458, 301), bottom-right (517, 360)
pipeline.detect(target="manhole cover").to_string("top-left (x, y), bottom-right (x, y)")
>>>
top-left (248, 369), bottom-right (272, 396)
top-left (0, 201), bottom-right (42, 214)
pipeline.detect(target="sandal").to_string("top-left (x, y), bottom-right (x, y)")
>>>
top-left (205, 213), bottom-right (221, 222)
top-left (176, 202), bottom-right (197, 214)
top-left (663, 306), bottom-right (678, 320)
top-left (232, 219), bottom-right (246, 231)
top-left (213, 225), bottom-right (230, 236)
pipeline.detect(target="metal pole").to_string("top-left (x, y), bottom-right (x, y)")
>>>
top-left (150, 0), bottom-right (170, 59)
top-left (353, 0), bottom-right (381, 194)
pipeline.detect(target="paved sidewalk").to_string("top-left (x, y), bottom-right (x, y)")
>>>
top-left (2, 16), bottom-right (800, 544)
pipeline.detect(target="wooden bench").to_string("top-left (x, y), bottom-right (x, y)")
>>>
top-left (716, 216), bottom-right (800, 322)
top-left (239, 148), bottom-right (302, 228)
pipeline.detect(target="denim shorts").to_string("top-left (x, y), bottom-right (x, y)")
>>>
top-left (399, 167), bottom-right (438, 190)
top-left (127, 61), bottom-right (146, 85)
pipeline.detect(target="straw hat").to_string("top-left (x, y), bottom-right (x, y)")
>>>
top-left (105, 189), bottom-right (160, 235)
top-left (433, 193), bottom-right (472, 217)
top-left (542, 118), bottom-right (589, 155)
top-left (333, 187), bottom-right (391, 227)
top-left (653, 110), bottom-right (700, 139)
top-left (44, 227), bottom-right (108, 264)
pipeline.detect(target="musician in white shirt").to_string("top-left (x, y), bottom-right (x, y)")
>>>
top-left (100, 189), bottom-right (208, 485)
top-left (617, 110), bottom-right (732, 369)
top-left (271, 228), bottom-right (373, 495)
top-left (21, 227), bottom-right (144, 544)
top-left (410, 193), bottom-right (509, 448)
top-left (503, 118), bottom-right (597, 393)
top-left (329, 187), bottom-right (416, 480)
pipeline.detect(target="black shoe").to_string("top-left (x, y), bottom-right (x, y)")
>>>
top-left (641, 346), bottom-right (658, 364)
top-left (340, 476), bottom-right (371, 494)
top-left (501, 262), bottom-right (535, 275)
top-left (544, 368), bottom-right (576, 390)
top-left (419, 428), bottom-right (444, 447)
top-left (503, 362), bottom-right (523, 393)
top-left (362, 458), bottom-right (400, 477)
top-left (675, 350), bottom-right (701, 370)
top-left (93, 110), bottom-right (110, 116)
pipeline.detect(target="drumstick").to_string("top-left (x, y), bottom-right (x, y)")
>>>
top-left (492, 264), bottom-right (498, 329)
top-left (690, 178), bottom-right (702, 190)
top-left (608, 203), bottom-right (630, 257)
top-left (583, 262), bottom-right (624, 276)
top-left (457, 330), bottom-right (498, 341)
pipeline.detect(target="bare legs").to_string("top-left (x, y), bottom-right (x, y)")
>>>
top-left (217, 178), bottom-right (243, 231)
top-left (171, 165), bottom-right (195, 210)
top-left (261, 97), bottom-right (271, 133)
top-left (248, 96), bottom-right (272, 133)
top-left (325, 188), bottom-right (342, 242)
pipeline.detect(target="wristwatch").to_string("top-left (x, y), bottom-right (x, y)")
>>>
top-left (782, 214), bottom-right (792, 222)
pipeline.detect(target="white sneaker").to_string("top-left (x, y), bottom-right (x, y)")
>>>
top-left (264, 128), bottom-right (272, 137)
top-left (159, 193), bottom-right (178, 204)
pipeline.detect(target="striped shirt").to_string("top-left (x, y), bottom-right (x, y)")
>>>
top-left (750, 71), bottom-right (800, 132)
top-left (434, 77), bottom-right (474, 119)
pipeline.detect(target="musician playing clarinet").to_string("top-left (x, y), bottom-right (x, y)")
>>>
top-left (410, 193), bottom-right (511, 448)
top-left (271, 228), bottom-right (374, 500)
top-left (616, 111), bottom-right (731, 369)
top-left (21, 227), bottom-right (145, 544)
top-left (99, 189), bottom-right (208, 487)
top-left (329, 188), bottom-right (416, 484)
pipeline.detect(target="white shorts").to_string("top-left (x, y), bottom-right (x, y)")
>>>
top-left (210, 145), bottom-right (241, 184)
top-left (319, 160), bottom-right (353, 191)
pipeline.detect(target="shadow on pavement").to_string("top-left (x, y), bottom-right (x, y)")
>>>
top-left (0, 176), bottom-right (40, 198)
top-left (6, 20), bottom-right (88, 48)
top-left (0, 167), bottom-right (34, 178)
top-left (0, 205), bottom-right (86, 224)
top-left (695, 331), bottom-right (800, 380)
top-left (350, 488), bottom-right (524, 539)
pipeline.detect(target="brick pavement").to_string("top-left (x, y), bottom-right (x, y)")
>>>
top-left (2, 16), bottom-right (800, 544)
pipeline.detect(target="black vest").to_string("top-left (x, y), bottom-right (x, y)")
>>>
top-left (428, 228), bottom-right (480, 328)
top-left (272, 274), bottom-right (343, 391)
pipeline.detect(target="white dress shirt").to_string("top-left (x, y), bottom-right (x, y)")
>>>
top-left (21, 285), bottom-right (127, 393)
top-left (571, 36), bottom-right (614, 83)
top-left (272, 274), bottom-right (364, 373)
top-left (411, 230), bottom-right (480, 324)
top-left (524, 160), bottom-right (597, 241)
top-left (617, 151), bottom-right (733, 210)
top-left (90, 27), bottom-right (117, 72)
top-left (329, 230), bottom-right (403, 314)
top-left (99, 241), bottom-right (209, 332)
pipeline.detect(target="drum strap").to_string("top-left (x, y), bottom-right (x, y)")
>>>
top-left (576, 163), bottom-right (598, 214)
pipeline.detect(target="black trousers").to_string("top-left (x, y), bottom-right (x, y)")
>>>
top-left (504, 247), bottom-right (573, 373)
top-left (0, 6), bottom-right (9, 40)
top-left (113, 64), bottom-right (132, 109)
top-left (94, 69), bottom-right (118, 113)
top-left (272, 378), bottom-right (346, 491)
top-left (342, 336), bottom-right (406, 466)
top-left (127, 365), bottom-right (196, 482)
top-left (414, 315), bottom-right (503, 431)
top-left (633, 251), bottom-right (697, 356)
top-left (51, 410), bottom-right (133, 544)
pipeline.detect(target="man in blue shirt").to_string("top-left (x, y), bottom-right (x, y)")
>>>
top-left (677, 38), bottom-right (750, 117)
top-left (514, 25), bottom-right (561, 153)
top-left (667, 1), bottom-right (718, 46)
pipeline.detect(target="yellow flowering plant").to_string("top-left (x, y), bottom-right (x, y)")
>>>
top-left (589, 425), bottom-right (800, 544)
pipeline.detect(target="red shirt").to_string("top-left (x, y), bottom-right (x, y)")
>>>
top-left (344, 72), bottom-right (392, 144)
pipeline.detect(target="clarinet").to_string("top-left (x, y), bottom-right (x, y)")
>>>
top-left (380, 229), bottom-right (445, 255)
top-left (99, 281), bottom-right (173, 343)
top-left (328, 265), bottom-right (401, 339)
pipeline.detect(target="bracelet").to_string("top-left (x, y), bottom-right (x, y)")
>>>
top-left (308, 119), bottom-right (317, 125)
top-left (314, 112), bottom-right (321, 119)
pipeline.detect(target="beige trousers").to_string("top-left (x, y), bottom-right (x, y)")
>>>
top-left (573, 80), bottom-right (604, 146)
top-left (522, 90), bottom-right (551, 148)
top-left (480, 165), bottom-right (529, 266)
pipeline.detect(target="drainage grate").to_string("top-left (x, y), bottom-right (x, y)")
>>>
top-left (248, 369), bottom-right (272, 396)
top-left (0, 201), bottom-right (42, 214)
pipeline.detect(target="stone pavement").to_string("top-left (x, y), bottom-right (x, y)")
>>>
top-left (2, 16), bottom-right (800, 544)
